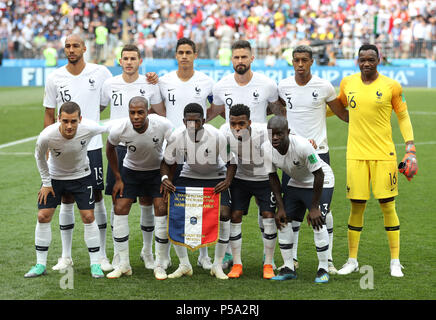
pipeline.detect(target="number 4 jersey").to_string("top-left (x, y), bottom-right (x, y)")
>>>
top-left (43, 63), bottom-right (112, 151)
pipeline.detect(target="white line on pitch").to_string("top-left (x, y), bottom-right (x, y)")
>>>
top-left (0, 136), bottom-right (38, 149)
top-left (0, 152), bottom-right (33, 156)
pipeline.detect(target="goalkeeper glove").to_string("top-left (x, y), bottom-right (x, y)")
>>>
top-left (398, 144), bottom-right (418, 181)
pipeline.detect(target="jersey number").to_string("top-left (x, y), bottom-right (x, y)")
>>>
top-left (60, 89), bottom-right (71, 103)
top-left (112, 93), bottom-right (123, 107)
top-left (347, 95), bottom-right (357, 108)
top-left (168, 93), bottom-right (176, 106)
top-left (286, 97), bottom-right (293, 109)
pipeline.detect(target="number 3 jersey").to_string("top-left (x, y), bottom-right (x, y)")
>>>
top-left (158, 70), bottom-right (214, 129)
top-left (278, 75), bottom-right (336, 154)
top-left (100, 74), bottom-right (162, 121)
top-left (43, 63), bottom-right (112, 151)
top-left (35, 119), bottom-right (109, 187)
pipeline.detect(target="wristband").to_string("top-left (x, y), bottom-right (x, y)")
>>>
top-left (161, 175), bottom-right (169, 182)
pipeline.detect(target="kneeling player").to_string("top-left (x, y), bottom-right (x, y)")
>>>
top-left (105, 97), bottom-right (173, 278)
top-left (25, 102), bottom-right (110, 279)
top-left (220, 104), bottom-right (277, 279)
top-left (161, 103), bottom-right (236, 280)
top-left (264, 116), bottom-right (334, 283)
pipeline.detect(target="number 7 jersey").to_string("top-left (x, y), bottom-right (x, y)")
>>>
top-left (338, 73), bottom-right (408, 161)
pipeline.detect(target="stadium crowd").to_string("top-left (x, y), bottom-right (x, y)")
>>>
top-left (0, 0), bottom-right (435, 64)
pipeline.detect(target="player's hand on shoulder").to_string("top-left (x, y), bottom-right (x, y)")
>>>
top-left (145, 72), bottom-right (159, 85)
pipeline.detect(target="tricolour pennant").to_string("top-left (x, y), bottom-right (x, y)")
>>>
top-left (168, 187), bottom-right (220, 251)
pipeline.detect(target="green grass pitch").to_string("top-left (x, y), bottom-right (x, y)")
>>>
top-left (0, 86), bottom-right (435, 300)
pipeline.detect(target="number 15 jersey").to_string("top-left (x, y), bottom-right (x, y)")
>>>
top-left (43, 63), bottom-right (112, 151)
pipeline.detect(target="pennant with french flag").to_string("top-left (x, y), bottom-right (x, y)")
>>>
top-left (168, 187), bottom-right (221, 251)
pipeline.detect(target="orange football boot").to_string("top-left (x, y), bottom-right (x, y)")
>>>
top-left (263, 264), bottom-right (275, 279)
top-left (228, 264), bottom-right (243, 278)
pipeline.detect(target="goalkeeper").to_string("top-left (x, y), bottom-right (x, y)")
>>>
top-left (335, 44), bottom-right (417, 278)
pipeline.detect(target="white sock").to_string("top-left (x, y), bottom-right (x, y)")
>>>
top-left (35, 221), bottom-right (52, 266)
top-left (291, 220), bottom-right (301, 262)
top-left (313, 225), bottom-right (329, 271)
top-left (83, 220), bottom-right (101, 265)
top-left (325, 210), bottom-right (334, 261)
top-left (230, 222), bottom-right (242, 265)
top-left (113, 214), bottom-right (130, 266)
top-left (214, 220), bottom-right (230, 266)
top-left (154, 215), bottom-right (169, 267)
top-left (94, 199), bottom-right (107, 259)
top-left (173, 244), bottom-right (190, 266)
top-left (59, 202), bottom-right (74, 258)
top-left (140, 204), bottom-right (154, 256)
top-left (262, 218), bottom-right (277, 265)
top-left (278, 223), bottom-right (294, 271)
top-left (199, 247), bottom-right (209, 259)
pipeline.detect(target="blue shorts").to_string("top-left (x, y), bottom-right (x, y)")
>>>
top-left (284, 186), bottom-right (334, 223)
top-left (175, 176), bottom-right (231, 208)
top-left (38, 174), bottom-right (94, 210)
top-left (105, 145), bottom-right (127, 196)
top-left (116, 167), bottom-right (163, 200)
top-left (87, 149), bottom-right (104, 191)
top-left (230, 178), bottom-right (275, 214)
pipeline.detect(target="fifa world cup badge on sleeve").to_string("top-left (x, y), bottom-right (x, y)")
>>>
top-left (168, 187), bottom-right (221, 251)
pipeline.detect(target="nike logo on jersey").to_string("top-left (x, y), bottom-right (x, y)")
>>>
top-left (167, 88), bottom-right (175, 91)
top-left (60, 85), bottom-right (67, 89)
top-left (224, 93), bottom-right (232, 96)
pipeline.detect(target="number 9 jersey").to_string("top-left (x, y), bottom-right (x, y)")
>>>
top-left (337, 73), bottom-right (408, 161)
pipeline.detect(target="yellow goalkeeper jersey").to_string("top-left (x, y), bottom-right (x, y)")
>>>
top-left (338, 72), bottom-right (408, 160)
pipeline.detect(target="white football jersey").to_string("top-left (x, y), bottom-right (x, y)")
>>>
top-left (263, 134), bottom-right (335, 189)
top-left (164, 124), bottom-right (230, 180)
top-left (108, 114), bottom-right (173, 171)
top-left (278, 75), bottom-right (336, 154)
top-left (43, 63), bottom-right (112, 150)
top-left (220, 122), bottom-right (269, 181)
top-left (35, 118), bottom-right (109, 187)
top-left (159, 71), bottom-right (214, 129)
top-left (212, 72), bottom-right (279, 123)
top-left (101, 74), bottom-right (162, 121)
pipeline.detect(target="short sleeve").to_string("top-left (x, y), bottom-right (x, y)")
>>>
top-left (43, 75), bottom-right (57, 109)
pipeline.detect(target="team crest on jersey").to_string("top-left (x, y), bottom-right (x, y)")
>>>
top-left (53, 149), bottom-right (61, 157)
top-left (152, 137), bottom-right (160, 146)
top-left (376, 90), bottom-right (383, 99)
top-left (140, 89), bottom-right (146, 96)
top-left (253, 90), bottom-right (260, 101)
top-left (80, 140), bottom-right (86, 149)
top-left (195, 86), bottom-right (201, 96)
top-left (312, 90), bottom-right (319, 100)
top-left (89, 78), bottom-right (96, 89)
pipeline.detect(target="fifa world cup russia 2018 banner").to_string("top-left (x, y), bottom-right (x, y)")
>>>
top-left (168, 187), bottom-right (220, 251)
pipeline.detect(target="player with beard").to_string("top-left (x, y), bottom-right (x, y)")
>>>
top-left (208, 40), bottom-right (284, 271)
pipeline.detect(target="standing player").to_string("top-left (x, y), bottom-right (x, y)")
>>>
top-left (160, 103), bottom-right (236, 280)
top-left (209, 39), bottom-right (284, 269)
top-left (264, 116), bottom-right (334, 283)
top-left (336, 44), bottom-right (417, 277)
top-left (25, 102), bottom-right (108, 278)
top-left (101, 44), bottom-right (164, 270)
top-left (158, 37), bottom-right (216, 270)
top-left (277, 45), bottom-right (349, 274)
top-left (220, 104), bottom-right (277, 279)
top-left (105, 97), bottom-right (173, 278)
top-left (43, 34), bottom-right (113, 272)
